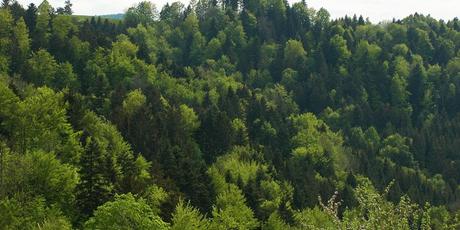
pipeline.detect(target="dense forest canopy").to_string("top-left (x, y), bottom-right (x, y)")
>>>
top-left (1, 0), bottom-right (460, 229)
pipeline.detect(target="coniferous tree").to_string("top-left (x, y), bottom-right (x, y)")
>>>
top-left (64, 0), bottom-right (72, 15)
top-left (0, 0), bottom-right (459, 228)
top-left (1, 0), bottom-right (10, 9)
top-left (9, 1), bottom-right (25, 20)
top-left (11, 17), bottom-right (29, 72)
top-left (33, 0), bottom-right (52, 49)
top-left (24, 3), bottom-right (37, 33)
top-left (76, 136), bottom-right (114, 219)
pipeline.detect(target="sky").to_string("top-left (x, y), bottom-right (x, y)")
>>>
top-left (16, 0), bottom-right (460, 23)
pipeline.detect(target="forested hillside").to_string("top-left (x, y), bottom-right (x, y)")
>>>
top-left (1, 0), bottom-right (460, 229)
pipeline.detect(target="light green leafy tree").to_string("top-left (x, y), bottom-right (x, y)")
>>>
top-left (379, 134), bottom-right (415, 167)
top-left (341, 179), bottom-right (429, 229)
top-left (171, 199), bottom-right (210, 230)
top-left (0, 9), bottom-right (13, 72)
top-left (11, 17), bottom-right (30, 72)
top-left (211, 184), bottom-right (259, 230)
top-left (51, 15), bottom-right (76, 43)
top-left (123, 89), bottom-right (147, 118)
top-left (179, 104), bottom-right (200, 134)
top-left (142, 185), bottom-right (168, 215)
top-left (9, 87), bottom-right (82, 163)
top-left (0, 195), bottom-right (72, 230)
top-left (284, 39), bottom-right (307, 70)
top-left (125, 1), bottom-right (158, 27)
top-left (1, 150), bottom-right (79, 216)
top-left (84, 193), bottom-right (168, 230)
top-left (24, 49), bottom-right (58, 86)
top-left (35, 0), bottom-right (52, 48)
top-left (329, 34), bottom-right (351, 64)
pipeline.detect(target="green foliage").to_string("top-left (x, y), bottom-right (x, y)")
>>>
top-left (54, 62), bottom-right (79, 91)
top-left (1, 0), bottom-right (460, 229)
top-left (259, 42), bottom-right (278, 69)
top-left (171, 200), bottom-right (210, 230)
top-left (379, 134), bottom-right (415, 167)
top-left (287, 113), bottom-right (347, 208)
top-left (23, 49), bottom-right (58, 86)
top-left (0, 195), bottom-right (72, 230)
top-left (341, 179), bottom-right (427, 229)
top-left (125, 1), bottom-right (158, 27)
top-left (290, 178), bottom-right (441, 230)
top-left (123, 89), bottom-right (147, 118)
top-left (211, 185), bottom-right (259, 230)
top-left (8, 87), bottom-right (82, 163)
top-left (231, 118), bottom-right (249, 145)
top-left (11, 17), bottom-right (30, 72)
top-left (329, 34), bottom-right (351, 64)
top-left (35, 0), bottom-right (52, 48)
top-left (51, 16), bottom-right (76, 42)
top-left (284, 39), bottom-right (307, 69)
top-left (290, 113), bottom-right (346, 171)
top-left (0, 8), bottom-right (13, 72)
top-left (76, 111), bottom-right (152, 217)
top-left (76, 136), bottom-right (114, 219)
top-left (0, 78), bottom-right (18, 123)
top-left (294, 206), bottom-right (337, 229)
top-left (84, 193), bottom-right (169, 230)
top-left (127, 24), bottom-right (159, 63)
top-left (142, 185), bottom-right (168, 215)
top-left (262, 213), bottom-right (292, 230)
top-left (209, 146), bottom-right (293, 221)
top-left (1, 150), bottom-right (79, 215)
top-left (209, 146), bottom-right (267, 192)
top-left (179, 104), bottom-right (200, 133)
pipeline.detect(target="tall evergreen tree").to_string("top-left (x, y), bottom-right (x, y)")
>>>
top-left (10, 1), bottom-right (25, 20)
top-left (408, 62), bottom-right (428, 122)
top-left (24, 3), bottom-right (37, 33)
top-left (11, 17), bottom-right (29, 72)
top-left (1, 0), bottom-right (10, 9)
top-left (76, 136), bottom-right (114, 219)
top-left (33, 0), bottom-right (52, 49)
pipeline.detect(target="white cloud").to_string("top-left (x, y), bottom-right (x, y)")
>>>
top-left (306, 0), bottom-right (460, 22)
top-left (17, 0), bottom-right (189, 15)
top-left (16, 0), bottom-right (460, 22)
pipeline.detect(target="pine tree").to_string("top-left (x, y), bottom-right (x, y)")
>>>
top-left (0, 8), bottom-right (13, 73)
top-left (408, 63), bottom-right (428, 122)
top-left (11, 17), bottom-right (29, 72)
top-left (1, 0), bottom-right (10, 9)
top-left (10, 1), bottom-right (25, 20)
top-left (34, 0), bottom-right (52, 49)
top-left (76, 136), bottom-right (114, 219)
top-left (64, 0), bottom-right (72, 15)
top-left (24, 3), bottom-right (37, 33)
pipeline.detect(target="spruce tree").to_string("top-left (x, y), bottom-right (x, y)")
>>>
top-left (76, 136), bottom-right (113, 219)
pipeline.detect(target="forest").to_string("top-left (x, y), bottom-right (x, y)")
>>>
top-left (1, 0), bottom-right (460, 229)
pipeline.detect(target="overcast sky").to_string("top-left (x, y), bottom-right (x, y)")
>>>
top-left (16, 0), bottom-right (460, 23)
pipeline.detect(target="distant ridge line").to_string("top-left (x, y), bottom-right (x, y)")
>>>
top-left (73, 13), bottom-right (125, 20)
top-left (98, 13), bottom-right (125, 20)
